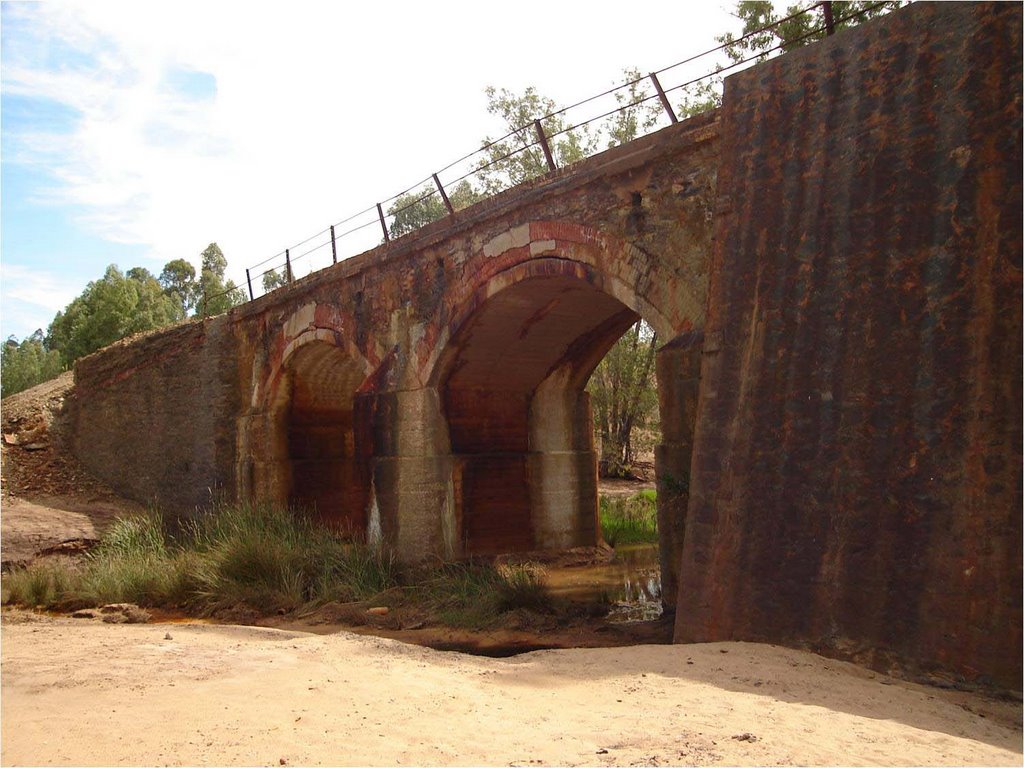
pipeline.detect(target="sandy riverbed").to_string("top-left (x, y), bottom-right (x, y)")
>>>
top-left (2, 610), bottom-right (1020, 767)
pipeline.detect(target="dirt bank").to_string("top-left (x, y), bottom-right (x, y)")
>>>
top-left (2, 609), bottom-right (1020, 767)
top-left (1, 373), bottom-right (143, 570)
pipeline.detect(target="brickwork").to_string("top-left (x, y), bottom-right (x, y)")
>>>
top-left (71, 316), bottom-right (239, 513)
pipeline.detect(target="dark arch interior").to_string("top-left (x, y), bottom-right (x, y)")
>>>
top-left (441, 274), bottom-right (641, 554)
top-left (283, 341), bottom-right (371, 533)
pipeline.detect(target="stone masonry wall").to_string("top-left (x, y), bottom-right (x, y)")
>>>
top-left (71, 316), bottom-right (240, 512)
top-left (675, 2), bottom-right (1022, 689)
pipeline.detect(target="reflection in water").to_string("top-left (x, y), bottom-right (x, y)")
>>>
top-left (544, 544), bottom-right (663, 623)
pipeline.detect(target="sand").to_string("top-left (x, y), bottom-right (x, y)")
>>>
top-left (2, 611), bottom-right (1020, 767)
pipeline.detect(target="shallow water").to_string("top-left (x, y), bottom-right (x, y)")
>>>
top-left (543, 543), bottom-right (663, 622)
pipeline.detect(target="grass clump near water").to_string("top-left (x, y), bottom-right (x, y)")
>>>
top-left (2, 503), bottom-right (398, 614)
top-left (2, 502), bottom-right (553, 629)
top-left (599, 489), bottom-right (658, 546)
top-left (404, 561), bottom-right (552, 628)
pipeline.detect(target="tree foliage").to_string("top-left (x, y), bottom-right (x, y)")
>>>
top-left (475, 86), bottom-right (598, 194)
top-left (262, 267), bottom-right (289, 293)
top-left (588, 321), bottom-right (659, 478)
top-left (718, 1), bottom-right (906, 63)
top-left (1, 331), bottom-right (64, 398)
top-left (198, 242), bottom-right (246, 317)
top-left (13, 242), bottom-right (245, 390)
top-left (387, 181), bottom-right (484, 239)
top-left (46, 265), bottom-right (183, 365)
top-left (606, 69), bottom-right (663, 148)
top-left (159, 258), bottom-right (199, 316)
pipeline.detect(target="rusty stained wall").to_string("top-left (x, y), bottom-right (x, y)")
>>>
top-left (226, 115), bottom-right (721, 560)
top-left (675, 2), bottom-right (1022, 689)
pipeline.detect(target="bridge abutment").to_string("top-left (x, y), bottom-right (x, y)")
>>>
top-left (653, 332), bottom-right (704, 612)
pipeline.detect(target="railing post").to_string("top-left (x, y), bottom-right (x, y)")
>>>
top-left (245, 268), bottom-right (254, 301)
top-left (330, 224), bottom-right (338, 264)
top-left (822, 1), bottom-right (835, 35)
top-left (649, 72), bottom-right (679, 124)
top-left (285, 249), bottom-right (293, 282)
top-left (377, 203), bottom-right (390, 243)
top-left (433, 173), bottom-right (455, 216)
top-left (533, 119), bottom-right (557, 173)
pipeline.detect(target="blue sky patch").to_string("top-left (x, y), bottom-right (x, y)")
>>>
top-left (162, 66), bottom-right (217, 101)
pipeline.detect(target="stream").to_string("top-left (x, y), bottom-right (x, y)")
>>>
top-left (544, 543), bottom-right (663, 622)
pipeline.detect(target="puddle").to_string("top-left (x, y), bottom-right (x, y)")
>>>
top-left (429, 641), bottom-right (559, 657)
top-left (544, 543), bottom-right (662, 623)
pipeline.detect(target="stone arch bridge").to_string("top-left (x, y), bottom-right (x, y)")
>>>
top-left (69, 3), bottom-right (1021, 689)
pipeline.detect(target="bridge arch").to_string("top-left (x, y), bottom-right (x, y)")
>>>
top-left (422, 221), bottom-right (685, 389)
top-left (426, 225), bottom-right (700, 559)
top-left (253, 324), bottom-right (375, 534)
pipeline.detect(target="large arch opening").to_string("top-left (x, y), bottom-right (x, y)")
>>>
top-left (437, 271), bottom-right (650, 556)
top-left (274, 339), bottom-right (372, 534)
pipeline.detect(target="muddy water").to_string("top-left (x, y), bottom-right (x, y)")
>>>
top-left (544, 543), bottom-right (663, 622)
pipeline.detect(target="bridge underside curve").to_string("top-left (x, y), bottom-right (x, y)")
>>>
top-left (274, 340), bottom-right (371, 533)
top-left (438, 273), bottom-right (641, 555)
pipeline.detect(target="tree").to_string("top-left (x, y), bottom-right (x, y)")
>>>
top-left (1, 331), bottom-right (64, 398)
top-left (677, 78), bottom-right (723, 119)
top-left (386, 180), bottom-right (484, 239)
top-left (475, 86), bottom-right (598, 194)
top-left (717, 1), bottom-right (905, 64)
top-left (197, 242), bottom-right (245, 317)
top-left (606, 69), bottom-right (662, 148)
top-left (46, 264), bottom-right (182, 365)
top-left (587, 321), bottom-right (659, 478)
top-left (262, 268), bottom-right (289, 293)
top-left (159, 258), bottom-right (199, 317)
top-left (667, 1), bottom-right (905, 118)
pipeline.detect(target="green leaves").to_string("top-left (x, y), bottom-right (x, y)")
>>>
top-left (475, 86), bottom-right (598, 194)
top-left (1, 331), bottom-right (64, 398)
top-left (386, 180), bottom-right (483, 239)
top-left (13, 241), bottom-right (245, 389)
top-left (45, 264), bottom-right (182, 365)
top-left (159, 258), bottom-right (198, 315)
top-left (718, 1), bottom-right (907, 63)
top-left (197, 242), bottom-right (245, 317)
top-left (261, 268), bottom-right (289, 293)
top-left (587, 321), bottom-right (660, 479)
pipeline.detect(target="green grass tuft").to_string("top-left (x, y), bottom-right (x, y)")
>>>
top-left (600, 491), bottom-right (658, 546)
top-left (2, 559), bottom-right (77, 607)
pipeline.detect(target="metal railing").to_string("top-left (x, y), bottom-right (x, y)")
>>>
top-left (202, 0), bottom-right (898, 313)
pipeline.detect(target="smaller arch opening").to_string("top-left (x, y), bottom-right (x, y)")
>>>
top-left (278, 340), bottom-right (371, 534)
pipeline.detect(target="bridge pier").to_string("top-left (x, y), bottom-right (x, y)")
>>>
top-left (236, 409), bottom-right (289, 507)
top-left (372, 387), bottom-right (457, 561)
top-left (527, 367), bottom-right (600, 550)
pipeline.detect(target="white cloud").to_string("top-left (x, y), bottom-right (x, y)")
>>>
top-left (0, 263), bottom-right (83, 339)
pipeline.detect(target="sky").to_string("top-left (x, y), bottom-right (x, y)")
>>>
top-left (1, 0), bottom-right (745, 341)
